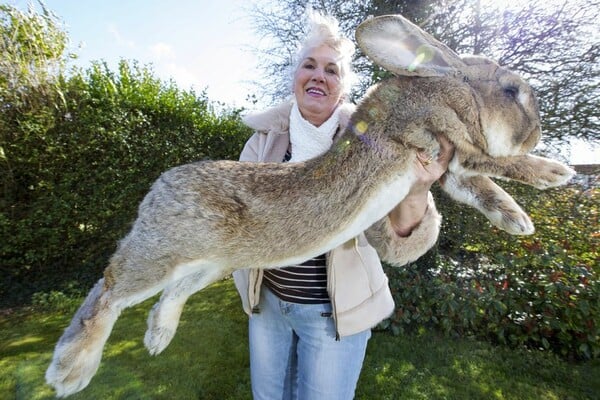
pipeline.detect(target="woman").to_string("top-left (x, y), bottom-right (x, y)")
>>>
top-left (233, 12), bottom-right (453, 400)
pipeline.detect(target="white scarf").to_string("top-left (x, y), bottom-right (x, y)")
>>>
top-left (288, 100), bottom-right (340, 162)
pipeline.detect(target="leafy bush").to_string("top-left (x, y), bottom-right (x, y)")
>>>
top-left (382, 184), bottom-right (599, 360)
top-left (31, 287), bottom-right (82, 313)
top-left (1, 60), bottom-right (252, 307)
top-left (0, 4), bottom-right (252, 307)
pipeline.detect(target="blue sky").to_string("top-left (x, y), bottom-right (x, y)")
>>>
top-left (13, 0), bottom-right (263, 108)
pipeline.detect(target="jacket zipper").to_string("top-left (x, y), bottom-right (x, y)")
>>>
top-left (250, 270), bottom-right (262, 314)
top-left (326, 251), bottom-right (341, 340)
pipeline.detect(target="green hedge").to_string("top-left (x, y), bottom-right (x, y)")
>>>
top-left (382, 184), bottom-right (599, 360)
top-left (1, 61), bottom-right (252, 307)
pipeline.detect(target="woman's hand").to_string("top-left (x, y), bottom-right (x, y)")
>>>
top-left (411, 135), bottom-right (454, 194)
top-left (389, 136), bottom-right (455, 237)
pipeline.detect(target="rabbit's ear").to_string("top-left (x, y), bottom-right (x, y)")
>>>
top-left (356, 15), bottom-right (465, 77)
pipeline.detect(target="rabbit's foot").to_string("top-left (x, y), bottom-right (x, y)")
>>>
top-left (529, 157), bottom-right (576, 189)
top-left (46, 340), bottom-right (104, 397)
top-left (488, 205), bottom-right (534, 235)
top-left (144, 326), bottom-right (176, 355)
top-left (144, 301), bottom-right (181, 355)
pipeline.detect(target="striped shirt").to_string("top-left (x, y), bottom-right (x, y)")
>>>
top-left (262, 148), bottom-right (330, 304)
top-left (263, 254), bottom-right (329, 304)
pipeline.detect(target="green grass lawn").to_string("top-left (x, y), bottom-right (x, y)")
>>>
top-left (1, 278), bottom-right (599, 399)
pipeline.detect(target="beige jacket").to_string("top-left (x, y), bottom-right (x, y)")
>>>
top-left (233, 100), bottom-right (442, 337)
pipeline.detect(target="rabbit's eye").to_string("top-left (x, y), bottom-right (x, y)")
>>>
top-left (503, 86), bottom-right (519, 100)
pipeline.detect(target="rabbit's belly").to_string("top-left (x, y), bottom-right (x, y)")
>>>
top-left (264, 170), bottom-right (416, 268)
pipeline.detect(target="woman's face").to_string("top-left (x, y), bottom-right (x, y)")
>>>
top-left (293, 45), bottom-right (344, 126)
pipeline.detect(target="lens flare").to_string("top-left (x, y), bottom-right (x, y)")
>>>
top-left (353, 120), bottom-right (369, 134)
top-left (408, 45), bottom-right (435, 71)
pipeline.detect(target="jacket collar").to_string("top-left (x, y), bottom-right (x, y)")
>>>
top-left (242, 98), bottom-right (356, 135)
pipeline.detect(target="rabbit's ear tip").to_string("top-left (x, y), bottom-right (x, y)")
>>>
top-left (356, 14), bottom-right (463, 78)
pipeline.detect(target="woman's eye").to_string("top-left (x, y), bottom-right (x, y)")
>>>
top-left (303, 64), bottom-right (315, 70)
top-left (327, 68), bottom-right (338, 75)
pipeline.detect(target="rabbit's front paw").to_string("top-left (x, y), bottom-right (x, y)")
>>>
top-left (531, 158), bottom-right (576, 189)
top-left (492, 206), bottom-right (535, 235)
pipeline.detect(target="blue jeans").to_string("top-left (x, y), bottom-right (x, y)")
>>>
top-left (249, 286), bottom-right (371, 400)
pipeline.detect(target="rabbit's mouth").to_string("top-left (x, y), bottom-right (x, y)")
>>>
top-left (483, 121), bottom-right (541, 157)
top-left (518, 125), bottom-right (541, 154)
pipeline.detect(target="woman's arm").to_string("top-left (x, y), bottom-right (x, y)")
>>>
top-left (239, 133), bottom-right (261, 162)
top-left (389, 135), bottom-right (454, 236)
top-left (365, 136), bottom-right (454, 266)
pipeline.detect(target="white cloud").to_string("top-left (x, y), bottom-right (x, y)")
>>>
top-left (161, 62), bottom-right (201, 89)
top-left (149, 42), bottom-right (174, 60)
top-left (107, 23), bottom-right (135, 48)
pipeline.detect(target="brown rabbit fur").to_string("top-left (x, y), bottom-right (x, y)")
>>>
top-left (46, 14), bottom-right (575, 397)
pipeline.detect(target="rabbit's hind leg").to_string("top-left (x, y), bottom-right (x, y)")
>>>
top-left (144, 261), bottom-right (227, 355)
top-left (45, 278), bottom-right (116, 397)
top-left (46, 259), bottom-right (172, 397)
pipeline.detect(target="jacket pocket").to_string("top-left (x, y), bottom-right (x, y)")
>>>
top-left (329, 236), bottom-right (385, 310)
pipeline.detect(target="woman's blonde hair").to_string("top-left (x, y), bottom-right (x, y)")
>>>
top-left (291, 10), bottom-right (356, 96)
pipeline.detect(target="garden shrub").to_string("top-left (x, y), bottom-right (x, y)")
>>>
top-left (382, 184), bottom-right (599, 359)
top-left (1, 3), bottom-right (253, 308)
top-left (1, 57), bottom-right (251, 307)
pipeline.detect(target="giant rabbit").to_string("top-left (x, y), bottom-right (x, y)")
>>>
top-left (46, 14), bottom-right (574, 397)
